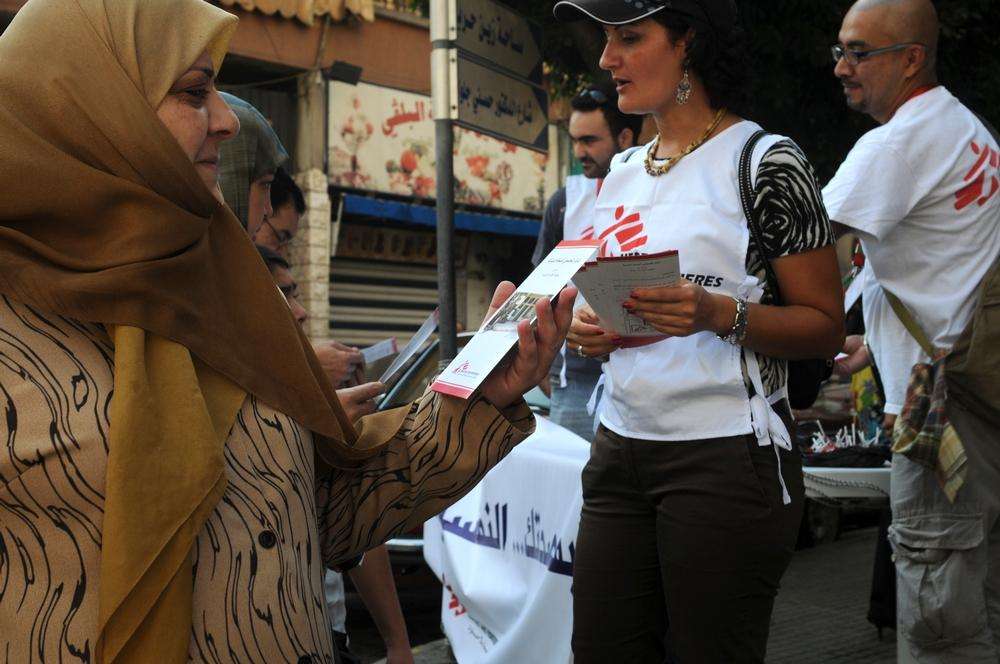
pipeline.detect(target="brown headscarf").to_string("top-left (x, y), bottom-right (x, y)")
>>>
top-left (0, 0), bottom-right (409, 661)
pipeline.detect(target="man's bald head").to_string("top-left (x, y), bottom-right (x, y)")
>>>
top-left (836, 0), bottom-right (940, 123)
top-left (848, 0), bottom-right (939, 68)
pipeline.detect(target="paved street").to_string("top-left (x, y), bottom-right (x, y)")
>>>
top-left (350, 525), bottom-right (897, 664)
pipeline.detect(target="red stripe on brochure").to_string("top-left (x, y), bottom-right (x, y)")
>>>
top-left (431, 380), bottom-right (475, 399)
top-left (596, 249), bottom-right (679, 262)
top-left (557, 239), bottom-right (602, 248)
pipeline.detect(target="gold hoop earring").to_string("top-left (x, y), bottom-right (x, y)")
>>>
top-left (675, 65), bottom-right (692, 105)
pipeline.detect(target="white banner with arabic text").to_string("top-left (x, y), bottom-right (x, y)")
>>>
top-left (424, 416), bottom-right (589, 664)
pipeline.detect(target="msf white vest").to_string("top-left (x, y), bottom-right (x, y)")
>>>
top-left (592, 122), bottom-right (792, 502)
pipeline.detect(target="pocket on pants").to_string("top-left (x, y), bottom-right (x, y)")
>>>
top-left (888, 513), bottom-right (987, 648)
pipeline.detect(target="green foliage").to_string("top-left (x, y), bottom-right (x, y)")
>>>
top-left (739, 0), bottom-right (1000, 179)
top-left (411, 0), bottom-right (1000, 181)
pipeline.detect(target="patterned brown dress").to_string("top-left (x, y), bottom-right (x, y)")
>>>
top-left (0, 296), bottom-right (534, 663)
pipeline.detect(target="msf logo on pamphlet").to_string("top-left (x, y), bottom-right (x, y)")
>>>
top-left (598, 205), bottom-right (648, 257)
top-left (452, 361), bottom-right (478, 378)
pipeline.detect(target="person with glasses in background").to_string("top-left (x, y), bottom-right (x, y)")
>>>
top-left (255, 167), bottom-right (302, 258)
top-left (823, 1), bottom-right (1000, 661)
top-left (531, 82), bottom-right (644, 441)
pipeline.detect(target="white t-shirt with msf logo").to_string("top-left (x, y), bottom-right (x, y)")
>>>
top-left (824, 86), bottom-right (1000, 350)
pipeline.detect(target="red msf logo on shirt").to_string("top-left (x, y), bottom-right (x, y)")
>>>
top-left (955, 141), bottom-right (1000, 210)
top-left (598, 206), bottom-right (648, 257)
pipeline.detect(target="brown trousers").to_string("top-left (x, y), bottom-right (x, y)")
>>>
top-left (571, 423), bottom-right (804, 664)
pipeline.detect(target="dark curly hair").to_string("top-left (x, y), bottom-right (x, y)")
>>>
top-left (652, 12), bottom-right (750, 115)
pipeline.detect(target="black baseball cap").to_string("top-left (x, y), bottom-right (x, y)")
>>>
top-left (553, 0), bottom-right (737, 34)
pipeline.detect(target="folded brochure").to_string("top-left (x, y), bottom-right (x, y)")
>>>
top-left (572, 249), bottom-right (680, 342)
top-left (431, 240), bottom-right (600, 399)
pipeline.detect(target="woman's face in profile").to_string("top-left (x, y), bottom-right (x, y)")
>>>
top-left (600, 19), bottom-right (686, 116)
top-left (156, 52), bottom-right (239, 200)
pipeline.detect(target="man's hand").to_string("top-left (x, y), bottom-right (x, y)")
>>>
top-left (336, 382), bottom-right (385, 423)
top-left (833, 334), bottom-right (871, 378)
top-left (565, 304), bottom-right (618, 358)
top-left (314, 340), bottom-right (365, 387)
top-left (478, 282), bottom-right (576, 410)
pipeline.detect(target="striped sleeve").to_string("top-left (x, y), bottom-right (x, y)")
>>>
top-left (753, 139), bottom-right (834, 260)
top-left (315, 391), bottom-right (535, 566)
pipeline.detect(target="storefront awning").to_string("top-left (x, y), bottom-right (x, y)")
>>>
top-left (217, 0), bottom-right (375, 26)
top-left (342, 194), bottom-right (541, 238)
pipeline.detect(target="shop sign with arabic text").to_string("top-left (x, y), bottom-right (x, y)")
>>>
top-left (328, 81), bottom-right (547, 214)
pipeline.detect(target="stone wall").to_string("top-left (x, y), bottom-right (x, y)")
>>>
top-left (288, 168), bottom-right (333, 343)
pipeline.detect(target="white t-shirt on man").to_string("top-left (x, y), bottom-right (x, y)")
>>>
top-left (858, 266), bottom-right (929, 415)
top-left (824, 86), bottom-right (1000, 353)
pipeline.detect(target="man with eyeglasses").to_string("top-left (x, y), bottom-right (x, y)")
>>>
top-left (823, 1), bottom-right (1000, 662)
top-left (256, 167), bottom-right (304, 259)
top-left (531, 82), bottom-right (643, 441)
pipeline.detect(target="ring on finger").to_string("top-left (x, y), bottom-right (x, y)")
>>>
top-left (576, 344), bottom-right (586, 358)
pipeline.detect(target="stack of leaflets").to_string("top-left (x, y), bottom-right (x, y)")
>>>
top-left (430, 242), bottom-right (682, 400)
top-left (432, 240), bottom-right (601, 399)
top-left (572, 250), bottom-right (680, 344)
top-left (361, 337), bottom-right (399, 382)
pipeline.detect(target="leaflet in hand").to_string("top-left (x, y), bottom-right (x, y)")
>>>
top-left (573, 250), bottom-right (680, 342)
top-left (431, 240), bottom-right (600, 399)
top-left (379, 309), bottom-right (439, 386)
top-left (361, 337), bottom-right (399, 383)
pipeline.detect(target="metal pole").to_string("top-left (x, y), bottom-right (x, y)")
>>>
top-left (431, 0), bottom-right (457, 362)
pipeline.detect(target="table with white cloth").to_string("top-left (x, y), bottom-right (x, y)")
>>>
top-left (423, 416), bottom-right (586, 664)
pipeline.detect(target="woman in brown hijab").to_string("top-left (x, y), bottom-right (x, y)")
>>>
top-left (0, 1), bottom-right (572, 662)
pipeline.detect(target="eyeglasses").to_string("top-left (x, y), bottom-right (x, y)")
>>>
top-left (576, 88), bottom-right (609, 105)
top-left (831, 42), bottom-right (923, 66)
top-left (260, 217), bottom-right (294, 249)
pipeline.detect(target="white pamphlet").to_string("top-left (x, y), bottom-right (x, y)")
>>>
top-left (379, 309), bottom-right (439, 386)
top-left (362, 337), bottom-right (399, 365)
top-left (432, 240), bottom-right (600, 399)
top-left (572, 250), bottom-right (680, 342)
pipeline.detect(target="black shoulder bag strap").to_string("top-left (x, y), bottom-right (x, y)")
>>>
top-left (738, 130), bottom-right (782, 301)
top-left (737, 130), bottom-right (832, 409)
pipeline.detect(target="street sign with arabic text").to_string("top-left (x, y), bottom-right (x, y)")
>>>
top-left (448, 0), bottom-right (548, 153)
top-left (453, 0), bottom-right (543, 85)
top-left (455, 55), bottom-right (548, 152)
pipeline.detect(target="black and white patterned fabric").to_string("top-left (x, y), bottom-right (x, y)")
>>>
top-left (745, 139), bottom-right (835, 396)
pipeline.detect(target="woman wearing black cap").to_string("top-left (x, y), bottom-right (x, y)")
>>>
top-left (554, 1), bottom-right (845, 661)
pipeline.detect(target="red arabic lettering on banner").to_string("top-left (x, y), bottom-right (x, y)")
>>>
top-left (955, 140), bottom-right (1000, 211)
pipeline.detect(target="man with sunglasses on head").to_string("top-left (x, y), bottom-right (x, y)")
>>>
top-left (532, 82), bottom-right (643, 441)
top-left (823, 1), bottom-right (1000, 662)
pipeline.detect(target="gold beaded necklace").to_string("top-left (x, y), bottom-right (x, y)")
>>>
top-left (644, 107), bottom-right (728, 177)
